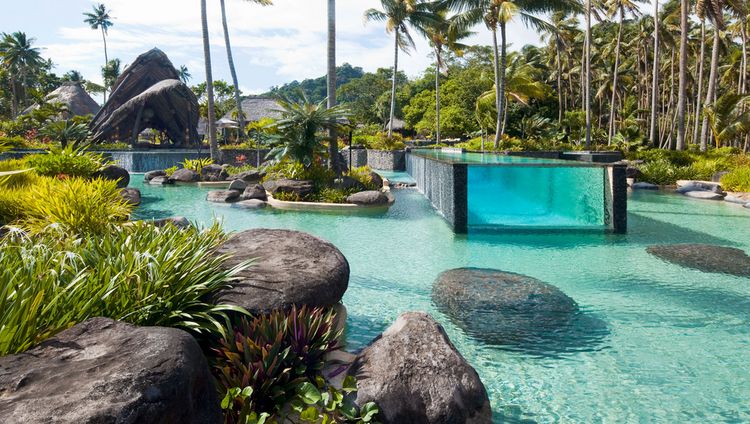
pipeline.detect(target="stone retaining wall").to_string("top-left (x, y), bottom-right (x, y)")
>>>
top-left (367, 150), bottom-right (406, 171)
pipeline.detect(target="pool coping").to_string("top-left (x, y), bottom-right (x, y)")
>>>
top-left (408, 149), bottom-right (624, 168)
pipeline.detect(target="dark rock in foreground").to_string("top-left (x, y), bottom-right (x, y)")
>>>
top-left (432, 268), bottom-right (606, 354)
top-left (348, 312), bottom-right (492, 424)
top-left (241, 184), bottom-right (267, 201)
top-left (0, 317), bottom-right (220, 424)
top-left (264, 179), bottom-right (314, 198)
top-left (214, 229), bottom-right (349, 314)
top-left (151, 216), bottom-right (192, 229)
top-left (120, 187), bottom-right (141, 206)
top-left (647, 244), bottom-right (750, 277)
top-left (93, 165), bottom-right (130, 188)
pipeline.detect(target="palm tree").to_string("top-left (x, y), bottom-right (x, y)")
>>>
top-left (83, 3), bottom-right (113, 102)
top-left (584, 0), bottom-right (592, 148)
top-left (0, 32), bottom-right (44, 117)
top-left (675, 0), bottom-right (689, 150)
top-left (697, 0), bottom-right (724, 151)
top-left (365, 0), bottom-right (437, 137)
top-left (649, 0), bottom-right (660, 147)
top-left (606, 0), bottom-right (641, 146)
top-left (541, 12), bottom-right (578, 123)
top-left (177, 65), bottom-right (191, 83)
top-left (219, 0), bottom-right (272, 144)
top-left (449, 0), bottom-right (577, 147)
top-left (422, 9), bottom-right (472, 144)
top-left (705, 93), bottom-right (750, 148)
top-left (200, 0), bottom-right (218, 160)
top-left (327, 0), bottom-right (339, 172)
top-left (102, 58), bottom-right (121, 93)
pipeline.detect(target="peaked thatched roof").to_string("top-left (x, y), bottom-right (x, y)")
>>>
top-left (222, 97), bottom-right (283, 122)
top-left (22, 83), bottom-right (100, 117)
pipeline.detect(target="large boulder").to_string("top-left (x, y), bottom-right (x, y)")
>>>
top-left (333, 176), bottom-right (366, 192)
top-left (227, 169), bottom-right (264, 184)
top-left (432, 268), bottom-right (605, 353)
top-left (264, 179), bottom-right (314, 198)
top-left (228, 179), bottom-right (247, 191)
top-left (0, 317), bottom-right (220, 424)
top-left (201, 164), bottom-right (229, 182)
top-left (206, 190), bottom-right (240, 203)
top-left (149, 175), bottom-right (175, 185)
top-left (144, 169), bottom-right (166, 181)
top-left (346, 190), bottom-right (390, 206)
top-left (647, 244), bottom-right (750, 277)
top-left (120, 187), bottom-right (141, 206)
top-left (151, 216), bottom-right (192, 229)
top-left (675, 181), bottom-right (723, 194)
top-left (214, 229), bottom-right (349, 314)
top-left (369, 171), bottom-right (384, 189)
top-left (241, 184), bottom-right (267, 201)
top-left (348, 312), bottom-right (492, 424)
top-left (93, 165), bottom-right (130, 188)
top-left (172, 168), bottom-right (200, 182)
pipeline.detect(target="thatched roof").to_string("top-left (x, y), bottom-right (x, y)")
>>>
top-left (90, 48), bottom-right (199, 146)
top-left (223, 97), bottom-right (283, 122)
top-left (22, 83), bottom-right (100, 117)
top-left (90, 79), bottom-right (199, 145)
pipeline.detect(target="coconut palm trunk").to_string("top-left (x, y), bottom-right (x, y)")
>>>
top-left (693, 20), bottom-right (705, 145)
top-left (327, 0), bottom-right (339, 172)
top-left (388, 33), bottom-right (399, 137)
top-left (219, 0), bottom-right (246, 142)
top-left (676, 0), bottom-right (688, 150)
top-left (585, 0), bottom-right (592, 148)
top-left (201, 0), bottom-right (218, 160)
top-left (491, 26), bottom-right (502, 148)
top-left (700, 27), bottom-right (721, 151)
top-left (556, 42), bottom-right (563, 123)
top-left (435, 50), bottom-right (442, 144)
top-left (608, 7), bottom-right (625, 145)
top-left (101, 27), bottom-right (109, 102)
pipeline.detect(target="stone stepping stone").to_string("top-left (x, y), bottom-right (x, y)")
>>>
top-left (647, 244), bottom-right (750, 277)
top-left (214, 229), bottom-right (349, 314)
top-left (0, 318), bottom-right (220, 423)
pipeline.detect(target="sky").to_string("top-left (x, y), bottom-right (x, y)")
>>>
top-left (0, 0), bottom-right (551, 100)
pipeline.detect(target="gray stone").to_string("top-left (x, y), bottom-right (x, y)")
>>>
top-left (144, 169), bottom-right (166, 181)
top-left (348, 312), bottom-right (492, 424)
top-left (171, 168), bottom-right (200, 182)
top-left (647, 244), bottom-right (750, 277)
top-left (241, 184), bottom-right (267, 201)
top-left (346, 190), bottom-right (390, 206)
top-left (149, 176), bottom-right (175, 185)
top-left (333, 176), bottom-right (366, 192)
top-left (120, 187), bottom-right (141, 206)
top-left (745, 202), bottom-right (750, 209)
top-left (369, 171), bottom-right (384, 189)
top-left (631, 182), bottom-right (659, 190)
top-left (214, 229), bottom-right (349, 314)
top-left (675, 181), bottom-right (723, 194)
top-left (201, 164), bottom-right (229, 182)
top-left (683, 190), bottom-right (725, 200)
top-left (233, 199), bottom-right (267, 209)
top-left (227, 179), bottom-right (248, 191)
top-left (206, 190), bottom-right (241, 203)
top-left (0, 317), bottom-right (220, 424)
top-left (263, 179), bottom-right (314, 198)
top-left (724, 195), bottom-right (749, 204)
top-left (93, 165), bottom-right (130, 188)
top-left (152, 216), bottom-right (192, 229)
top-left (432, 268), bottom-right (585, 349)
top-left (227, 169), bottom-right (264, 184)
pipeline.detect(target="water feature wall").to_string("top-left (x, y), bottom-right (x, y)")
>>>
top-left (406, 151), bottom-right (627, 233)
top-left (106, 150), bottom-right (210, 172)
top-left (406, 153), bottom-right (467, 232)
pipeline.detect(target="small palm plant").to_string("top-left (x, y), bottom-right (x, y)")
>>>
top-left (40, 120), bottom-right (90, 148)
top-left (267, 92), bottom-right (348, 168)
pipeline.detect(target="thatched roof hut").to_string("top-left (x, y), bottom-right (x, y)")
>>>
top-left (223, 97), bottom-right (283, 122)
top-left (22, 82), bottom-right (100, 117)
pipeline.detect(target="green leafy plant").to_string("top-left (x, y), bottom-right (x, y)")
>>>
top-left (366, 132), bottom-right (405, 151)
top-left (26, 145), bottom-right (108, 178)
top-left (290, 376), bottom-right (379, 424)
top-left (0, 159), bottom-right (37, 188)
top-left (181, 157), bottom-right (214, 176)
top-left (225, 164), bottom-right (257, 175)
top-left (0, 222), bottom-right (249, 356)
top-left (164, 165), bottom-right (178, 177)
top-left (39, 119), bottom-right (91, 148)
top-left (721, 165), bottom-right (750, 192)
top-left (345, 166), bottom-right (379, 190)
top-left (213, 306), bottom-right (341, 422)
top-left (314, 187), bottom-right (351, 204)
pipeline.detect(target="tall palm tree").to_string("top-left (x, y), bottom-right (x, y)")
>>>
top-left (83, 3), bottom-right (113, 102)
top-left (0, 32), bottom-right (44, 117)
top-left (692, 18), bottom-right (705, 145)
top-left (177, 65), bottom-right (191, 83)
top-left (365, 0), bottom-right (437, 137)
top-left (327, 0), bottom-right (339, 172)
top-left (649, 0), bottom-right (660, 147)
top-left (698, 0), bottom-right (724, 151)
top-left (449, 0), bottom-right (577, 147)
top-left (200, 0), bottom-right (218, 160)
top-left (675, 0), bottom-right (689, 150)
top-left (423, 9), bottom-right (472, 144)
top-left (606, 0), bottom-right (641, 145)
top-left (219, 0), bottom-right (272, 143)
top-left (584, 0), bottom-right (592, 148)
top-left (102, 58), bottom-right (121, 94)
top-left (541, 12), bottom-right (578, 123)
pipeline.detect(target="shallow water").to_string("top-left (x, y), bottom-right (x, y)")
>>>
top-left (132, 176), bottom-right (750, 423)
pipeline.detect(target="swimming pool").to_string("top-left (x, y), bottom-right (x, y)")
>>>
top-left (132, 177), bottom-right (750, 423)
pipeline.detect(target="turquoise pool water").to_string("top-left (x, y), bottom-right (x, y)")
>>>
top-left (411, 149), bottom-right (570, 164)
top-left (132, 177), bottom-right (750, 423)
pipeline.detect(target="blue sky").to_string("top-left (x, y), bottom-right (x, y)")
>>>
top-left (1, 0), bottom-right (546, 100)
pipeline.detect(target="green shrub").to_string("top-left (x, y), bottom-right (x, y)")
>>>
top-left (346, 165), bottom-right (379, 190)
top-left (0, 222), bottom-right (249, 355)
top-left (721, 166), bottom-right (750, 192)
top-left (26, 145), bottom-right (108, 178)
top-left (0, 159), bottom-right (38, 188)
top-left (0, 189), bottom-right (24, 226)
top-left (367, 132), bottom-right (406, 151)
top-left (225, 164), bottom-right (257, 175)
top-left (182, 157), bottom-right (214, 176)
top-left (164, 166), bottom-right (178, 177)
top-left (314, 187), bottom-right (350, 203)
top-left (213, 306), bottom-right (341, 421)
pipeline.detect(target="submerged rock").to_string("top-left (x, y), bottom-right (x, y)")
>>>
top-left (348, 312), bottom-right (492, 424)
top-left (214, 229), bottom-right (349, 314)
top-left (346, 190), bottom-right (390, 206)
top-left (206, 190), bottom-right (240, 203)
top-left (171, 168), bottom-right (199, 182)
top-left (631, 182), bottom-right (659, 190)
top-left (647, 244), bottom-right (750, 277)
top-left (93, 165), bottom-right (130, 188)
top-left (233, 199), bottom-right (266, 209)
top-left (0, 317), bottom-right (220, 424)
top-left (120, 187), bottom-right (141, 206)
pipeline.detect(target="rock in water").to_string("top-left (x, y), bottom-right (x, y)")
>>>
top-left (683, 190), bottom-right (725, 200)
top-left (93, 165), bottom-right (130, 188)
top-left (348, 312), bottom-right (492, 424)
top-left (346, 190), bottom-right (390, 206)
top-left (120, 187), bottom-right (141, 206)
top-left (144, 169), bottom-right (166, 181)
top-left (227, 170), bottom-right (265, 184)
top-left (171, 168), bottom-right (199, 182)
top-left (228, 179), bottom-right (247, 191)
top-left (631, 182), bottom-right (659, 190)
top-left (0, 317), bottom-right (220, 423)
top-left (213, 229), bottom-right (349, 314)
top-left (201, 164), bottom-right (229, 182)
top-left (647, 244), bottom-right (750, 277)
top-left (263, 179), bottom-right (314, 198)
top-left (149, 176), bottom-right (175, 185)
top-left (233, 199), bottom-right (266, 209)
top-left (241, 184), bottom-right (267, 201)
top-left (206, 190), bottom-right (240, 203)
top-left (432, 268), bottom-right (605, 354)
